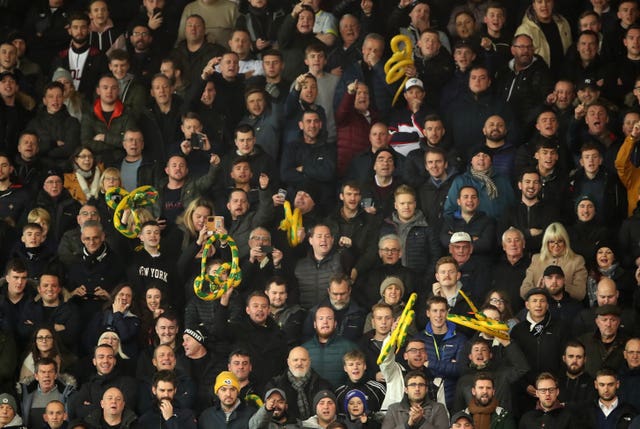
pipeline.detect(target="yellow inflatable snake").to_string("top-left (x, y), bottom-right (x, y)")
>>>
top-left (377, 292), bottom-right (417, 365)
top-left (278, 200), bottom-right (303, 247)
top-left (105, 186), bottom-right (158, 239)
top-left (384, 34), bottom-right (414, 107)
top-left (193, 233), bottom-right (242, 301)
top-left (447, 290), bottom-right (510, 340)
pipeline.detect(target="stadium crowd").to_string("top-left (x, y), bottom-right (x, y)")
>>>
top-left (4, 0), bottom-right (640, 427)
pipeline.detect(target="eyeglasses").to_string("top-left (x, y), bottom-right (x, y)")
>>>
top-left (250, 236), bottom-right (270, 241)
top-left (44, 179), bottom-right (62, 185)
top-left (548, 240), bottom-right (565, 246)
top-left (379, 248), bottom-right (400, 254)
top-left (406, 383), bottom-right (427, 388)
top-left (132, 31), bottom-right (150, 37)
top-left (489, 298), bottom-right (505, 304)
top-left (36, 335), bottom-right (53, 342)
top-left (536, 387), bottom-right (557, 394)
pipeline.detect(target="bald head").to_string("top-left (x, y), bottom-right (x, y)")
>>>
top-left (596, 277), bottom-right (619, 306)
top-left (287, 346), bottom-right (311, 378)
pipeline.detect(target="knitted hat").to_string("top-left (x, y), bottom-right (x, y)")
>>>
top-left (42, 168), bottom-right (64, 185)
top-left (343, 389), bottom-right (368, 414)
top-left (214, 371), bottom-right (239, 393)
top-left (313, 390), bottom-right (336, 410)
top-left (379, 276), bottom-right (405, 297)
top-left (0, 393), bottom-right (17, 412)
top-left (51, 67), bottom-right (73, 83)
top-left (183, 328), bottom-right (206, 345)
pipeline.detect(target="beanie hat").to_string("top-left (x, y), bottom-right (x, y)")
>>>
top-left (343, 389), bottom-right (368, 414)
top-left (313, 390), bottom-right (336, 411)
top-left (183, 328), bottom-right (206, 345)
top-left (214, 371), bottom-right (239, 393)
top-left (379, 276), bottom-right (405, 297)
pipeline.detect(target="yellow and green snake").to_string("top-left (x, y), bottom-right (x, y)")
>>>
top-left (105, 186), bottom-right (158, 239)
top-left (278, 200), bottom-right (303, 247)
top-left (193, 233), bottom-right (242, 301)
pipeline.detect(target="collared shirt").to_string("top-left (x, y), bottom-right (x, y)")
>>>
top-left (599, 397), bottom-right (619, 417)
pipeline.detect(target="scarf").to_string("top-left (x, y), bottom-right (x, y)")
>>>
top-left (75, 166), bottom-right (102, 200)
top-left (82, 242), bottom-right (108, 267)
top-left (287, 370), bottom-right (312, 418)
top-left (470, 167), bottom-right (498, 199)
top-left (467, 396), bottom-right (498, 429)
top-left (526, 311), bottom-right (550, 336)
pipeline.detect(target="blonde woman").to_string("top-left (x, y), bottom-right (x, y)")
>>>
top-left (520, 222), bottom-right (587, 301)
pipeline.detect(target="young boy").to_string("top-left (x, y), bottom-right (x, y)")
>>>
top-left (334, 349), bottom-right (386, 412)
top-left (10, 223), bottom-right (55, 281)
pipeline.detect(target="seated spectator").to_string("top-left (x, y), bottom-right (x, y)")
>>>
top-left (34, 169), bottom-right (81, 243)
top-left (444, 147), bottom-right (515, 222)
top-left (302, 274), bottom-right (366, 342)
top-left (0, 393), bottom-right (25, 429)
top-left (301, 390), bottom-right (345, 428)
top-left (138, 370), bottom-right (196, 429)
top-left (334, 350), bottom-right (386, 412)
top-left (358, 303), bottom-right (393, 382)
top-left (135, 344), bottom-right (195, 416)
top-left (19, 273), bottom-right (79, 351)
top-left (19, 326), bottom-right (75, 381)
top-left (381, 370), bottom-right (449, 428)
top-left (264, 346), bottom-right (332, 421)
top-left (9, 223), bottom-right (56, 281)
top-left (24, 82), bottom-right (80, 169)
top-left (64, 147), bottom-right (103, 205)
top-left (42, 400), bottom-right (67, 429)
top-left (17, 358), bottom-right (75, 429)
top-left (521, 222), bottom-right (588, 301)
top-left (247, 387), bottom-right (298, 428)
top-left (197, 371), bottom-right (255, 428)
top-left (82, 387), bottom-right (138, 429)
top-left (69, 345), bottom-right (137, 420)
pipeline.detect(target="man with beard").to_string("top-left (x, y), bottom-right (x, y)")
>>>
top-left (500, 169), bottom-right (558, 253)
top-left (181, 328), bottom-right (222, 413)
top-left (248, 388), bottom-right (298, 428)
top-left (301, 306), bottom-right (358, 388)
top-left (264, 347), bottom-right (332, 421)
top-left (138, 370), bottom-right (196, 429)
top-left (453, 337), bottom-right (529, 414)
top-left (460, 374), bottom-right (516, 429)
top-left (0, 154), bottom-right (29, 227)
top-left (580, 369), bottom-right (637, 427)
top-left (558, 341), bottom-right (596, 411)
top-left (538, 265), bottom-right (583, 322)
top-left (302, 274), bottom-right (366, 342)
top-left (52, 12), bottom-right (108, 100)
top-left (479, 115), bottom-right (515, 179)
top-left (197, 371), bottom-right (256, 428)
top-left (495, 34), bottom-right (553, 131)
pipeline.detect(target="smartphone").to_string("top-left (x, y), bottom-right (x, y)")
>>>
top-left (214, 216), bottom-right (225, 230)
top-left (152, 7), bottom-right (162, 16)
top-left (206, 216), bottom-right (216, 231)
top-left (277, 188), bottom-right (287, 199)
top-left (361, 198), bottom-right (373, 209)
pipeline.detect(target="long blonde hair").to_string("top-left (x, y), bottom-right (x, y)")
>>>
top-left (177, 198), bottom-right (215, 238)
top-left (539, 222), bottom-right (576, 261)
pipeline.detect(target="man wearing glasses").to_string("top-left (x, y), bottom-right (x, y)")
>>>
top-left (354, 234), bottom-right (418, 310)
top-left (381, 370), bottom-right (449, 429)
top-left (519, 372), bottom-right (576, 428)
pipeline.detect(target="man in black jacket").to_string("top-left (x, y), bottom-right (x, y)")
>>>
top-left (138, 370), bottom-right (196, 429)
